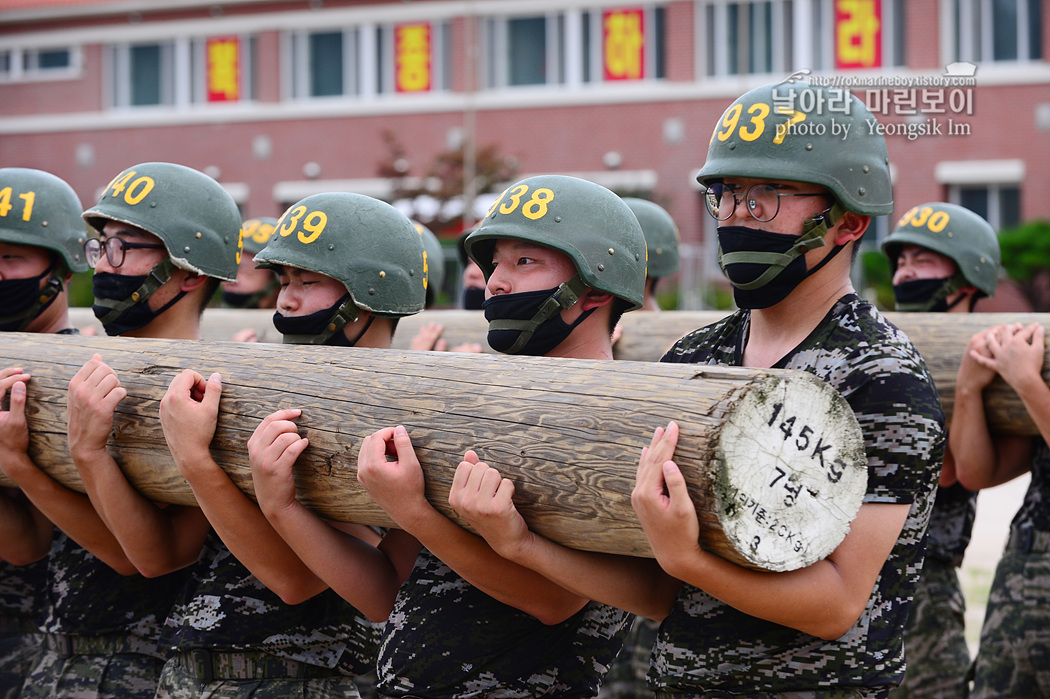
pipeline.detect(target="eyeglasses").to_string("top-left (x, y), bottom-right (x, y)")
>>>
top-left (703, 183), bottom-right (828, 222)
top-left (84, 237), bottom-right (166, 269)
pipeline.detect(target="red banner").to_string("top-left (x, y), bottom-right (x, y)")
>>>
top-left (603, 8), bottom-right (645, 81)
top-left (206, 36), bottom-right (240, 102)
top-left (835, 0), bottom-right (882, 69)
top-left (396, 23), bottom-right (431, 93)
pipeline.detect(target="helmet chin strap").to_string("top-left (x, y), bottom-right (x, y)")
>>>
top-left (93, 258), bottom-right (178, 326)
top-left (718, 201), bottom-right (848, 291)
top-left (896, 275), bottom-right (968, 312)
top-left (486, 275), bottom-right (589, 354)
top-left (281, 295), bottom-right (361, 345)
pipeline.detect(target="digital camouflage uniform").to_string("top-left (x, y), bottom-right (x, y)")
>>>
top-left (156, 531), bottom-right (382, 698)
top-left (20, 530), bottom-right (188, 699)
top-left (598, 616), bottom-right (658, 699)
top-left (376, 547), bottom-right (631, 698)
top-left (0, 528), bottom-right (45, 699)
top-left (655, 294), bottom-right (944, 696)
top-left (969, 437), bottom-right (1050, 698)
top-left (890, 483), bottom-right (975, 699)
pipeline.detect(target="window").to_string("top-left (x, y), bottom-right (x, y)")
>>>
top-left (289, 29), bottom-right (358, 99)
top-left (951, 0), bottom-right (1042, 63)
top-left (110, 37), bottom-right (256, 109)
top-left (703, 1), bottom-right (794, 77)
top-left (0, 46), bottom-right (79, 82)
top-left (375, 21), bottom-right (451, 93)
top-left (949, 185), bottom-right (1021, 230)
top-left (483, 8), bottom-right (666, 89)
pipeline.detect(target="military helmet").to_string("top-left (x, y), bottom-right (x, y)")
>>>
top-left (83, 162), bottom-right (240, 281)
top-left (412, 220), bottom-right (445, 299)
top-left (255, 192), bottom-right (426, 316)
top-left (239, 217), bottom-right (279, 255)
top-left (464, 175), bottom-right (646, 309)
top-left (882, 202), bottom-right (1000, 297)
top-left (622, 197), bottom-right (680, 279)
top-left (0, 167), bottom-right (89, 273)
top-left (696, 79), bottom-right (893, 216)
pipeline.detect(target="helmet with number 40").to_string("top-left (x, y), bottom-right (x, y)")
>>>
top-left (464, 175), bottom-right (646, 309)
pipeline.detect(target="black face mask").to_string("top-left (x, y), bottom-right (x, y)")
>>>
top-left (92, 271), bottom-right (185, 336)
top-left (0, 263), bottom-right (59, 332)
top-left (483, 285), bottom-right (594, 356)
top-left (892, 277), bottom-right (963, 312)
top-left (462, 286), bottom-right (486, 311)
top-left (717, 225), bottom-right (844, 310)
top-left (222, 280), bottom-right (277, 309)
top-left (272, 293), bottom-right (367, 346)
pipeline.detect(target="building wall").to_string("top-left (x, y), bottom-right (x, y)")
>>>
top-left (1, 0), bottom-right (1048, 307)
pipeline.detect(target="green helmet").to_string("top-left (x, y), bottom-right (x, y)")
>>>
top-left (0, 167), bottom-right (89, 274)
top-left (882, 202), bottom-right (1001, 302)
top-left (412, 220), bottom-right (445, 304)
top-left (240, 217), bottom-right (279, 255)
top-left (622, 197), bottom-right (680, 279)
top-left (83, 162), bottom-right (241, 282)
top-left (696, 79), bottom-right (893, 217)
top-left (465, 175), bottom-right (646, 310)
top-left (255, 192), bottom-right (426, 343)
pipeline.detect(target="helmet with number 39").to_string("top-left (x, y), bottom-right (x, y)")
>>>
top-left (464, 175), bottom-right (646, 309)
top-left (881, 202), bottom-right (1000, 298)
top-left (696, 80), bottom-right (893, 217)
top-left (254, 192), bottom-right (426, 317)
top-left (83, 162), bottom-right (241, 281)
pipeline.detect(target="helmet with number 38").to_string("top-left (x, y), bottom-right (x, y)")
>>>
top-left (696, 80), bottom-right (893, 216)
top-left (0, 167), bottom-right (89, 274)
top-left (83, 162), bottom-right (240, 281)
top-left (881, 202), bottom-right (1000, 298)
top-left (464, 175), bottom-right (646, 309)
top-left (254, 192), bottom-right (426, 317)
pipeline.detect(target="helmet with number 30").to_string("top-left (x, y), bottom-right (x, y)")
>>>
top-left (255, 192), bottom-right (426, 317)
top-left (464, 175), bottom-right (646, 309)
top-left (83, 162), bottom-right (241, 281)
top-left (881, 202), bottom-right (1000, 298)
top-left (696, 80), bottom-right (893, 216)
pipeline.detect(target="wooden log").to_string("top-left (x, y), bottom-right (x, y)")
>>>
top-left (0, 332), bottom-right (867, 572)
top-left (68, 308), bottom-right (1050, 433)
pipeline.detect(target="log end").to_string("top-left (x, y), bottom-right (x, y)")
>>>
top-left (713, 372), bottom-right (867, 572)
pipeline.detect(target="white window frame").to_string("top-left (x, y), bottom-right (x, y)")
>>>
top-left (582, 5), bottom-right (667, 85)
top-left (109, 40), bottom-right (178, 109)
top-left (937, 158), bottom-right (1025, 230)
top-left (946, 0), bottom-right (1042, 64)
top-left (0, 45), bottom-right (81, 83)
top-left (699, 0), bottom-right (795, 79)
top-left (189, 34), bottom-right (256, 105)
top-left (375, 20), bottom-right (449, 94)
top-left (288, 27), bottom-right (361, 101)
top-left (482, 11), bottom-right (564, 90)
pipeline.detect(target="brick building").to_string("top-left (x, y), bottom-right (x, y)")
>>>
top-left (1, 0), bottom-right (1048, 307)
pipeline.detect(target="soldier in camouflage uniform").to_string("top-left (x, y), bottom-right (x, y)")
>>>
top-left (4, 163), bottom-right (233, 699)
top-left (881, 203), bottom-right (1002, 699)
top-left (0, 168), bottom-right (89, 699)
top-left (453, 81), bottom-right (945, 697)
top-left (952, 325), bottom-right (1050, 692)
top-left (355, 174), bottom-right (642, 697)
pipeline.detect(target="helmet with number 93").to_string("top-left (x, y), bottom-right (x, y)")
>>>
top-left (881, 202), bottom-right (1000, 308)
top-left (696, 79), bottom-right (893, 217)
top-left (254, 192), bottom-right (426, 344)
top-left (239, 217), bottom-right (279, 255)
top-left (465, 175), bottom-right (646, 309)
top-left (412, 220), bottom-right (445, 306)
top-left (83, 162), bottom-right (241, 281)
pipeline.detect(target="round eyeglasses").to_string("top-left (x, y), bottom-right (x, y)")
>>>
top-left (84, 237), bottom-right (166, 269)
top-left (703, 183), bottom-right (828, 223)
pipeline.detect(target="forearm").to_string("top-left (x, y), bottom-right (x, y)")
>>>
top-left (187, 460), bottom-right (328, 604)
top-left (265, 500), bottom-right (407, 620)
top-left (8, 457), bottom-right (136, 573)
top-left (74, 448), bottom-right (201, 576)
top-left (1014, 379), bottom-right (1050, 448)
top-left (506, 530), bottom-right (677, 621)
top-left (407, 506), bottom-right (590, 625)
top-left (950, 384), bottom-right (1002, 489)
